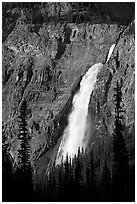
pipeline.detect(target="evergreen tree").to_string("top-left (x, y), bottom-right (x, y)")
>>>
top-left (112, 79), bottom-right (130, 201)
top-left (86, 150), bottom-right (97, 201)
top-left (2, 128), bottom-right (14, 201)
top-left (47, 169), bottom-right (56, 201)
top-left (99, 160), bottom-right (112, 201)
top-left (15, 99), bottom-right (33, 201)
top-left (73, 148), bottom-right (83, 201)
top-left (64, 153), bottom-right (71, 200)
top-left (56, 161), bottom-right (64, 201)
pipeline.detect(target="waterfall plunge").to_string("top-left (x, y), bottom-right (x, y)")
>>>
top-left (56, 63), bottom-right (103, 164)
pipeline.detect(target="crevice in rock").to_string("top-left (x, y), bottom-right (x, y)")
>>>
top-left (25, 64), bottom-right (33, 87)
top-left (3, 68), bottom-right (14, 85)
top-left (55, 26), bottom-right (72, 60)
top-left (124, 64), bottom-right (129, 75)
top-left (64, 26), bottom-right (72, 44)
top-left (55, 37), bottom-right (66, 60)
top-left (103, 72), bottom-right (113, 104)
top-left (115, 50), bottom-right (120, 69)
top-left (16, 62), bottom-right (34, 109)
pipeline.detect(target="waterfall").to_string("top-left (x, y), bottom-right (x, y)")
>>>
top-left (106, 44), bottom-right (115, 63)
top-left (56, 63), bottom-right (103, 164)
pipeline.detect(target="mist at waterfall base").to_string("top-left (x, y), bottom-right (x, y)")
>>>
top-left (56, 63), bottom-right (103, 164)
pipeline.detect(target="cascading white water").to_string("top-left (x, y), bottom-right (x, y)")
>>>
top-left (106, 44), bottom-right (115, 63)
top-left (56, 63), bottom-right (103, 164)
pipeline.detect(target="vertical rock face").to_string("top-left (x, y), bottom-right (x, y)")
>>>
top-left (2, 3), bottom-right (134, 178)
top-left (89, 26), bottom-right (135, 148)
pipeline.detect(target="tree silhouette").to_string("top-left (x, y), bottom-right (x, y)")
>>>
top-left (99, 160), bottom-right (112, 201)
top-left (86, 150), bottom-right (97, 201)
top-left (2, 128), bottom-right (14, 201)
top-left (73, 148), bottom-right (83, 201)
top-left (112, 79), bottom-right (130, 201)
top-left (15, 99), bottom-right (33, 201)
top-left (63, 153), bottom-right (72, 200)
top-left (56, 160), bottom-right (64, 201)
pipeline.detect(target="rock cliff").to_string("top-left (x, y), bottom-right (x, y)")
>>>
top-left (2, 3), bottom-right (135, 181)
